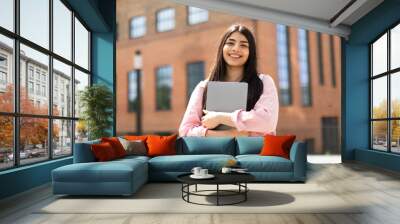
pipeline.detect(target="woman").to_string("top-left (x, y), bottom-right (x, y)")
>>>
top-left (179, 24), bottom-right (279, 137)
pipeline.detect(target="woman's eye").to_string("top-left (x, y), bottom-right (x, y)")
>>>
top-left (241, 44), bottom-right (248, 48)
top-left (226, 42), bottom-right (234, 45)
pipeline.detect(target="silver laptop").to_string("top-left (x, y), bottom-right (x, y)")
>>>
top-left (206, 81), bottom-right (248, 130)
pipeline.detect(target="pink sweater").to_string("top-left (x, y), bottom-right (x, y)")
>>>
top-left (179, 74), bottom-right (279, 137)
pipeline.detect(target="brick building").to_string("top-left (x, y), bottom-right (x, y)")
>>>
top-left (116, 0), bottom-right (341, 154)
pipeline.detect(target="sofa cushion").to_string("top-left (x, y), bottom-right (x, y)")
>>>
top-left (91, 142), bottom-right (118, 161)
top-left (236, 155), bottom-right (293, 172)
top-left (260, 134), bottom-right (296, 159)
top-left (236, 137), bottom-right (263, 155)
top-left (52, 159), bottom-right (147, 183)
top-left (147, 134), bottom-right (177, 157)
top-left (148, 154), bottom-right (235, 172)
top-left (177, 137), bottom-right (236, 155)
top-left (73, 139), bottom-right (100, 163)
top-left (101, 137), bottom-right (127, 158)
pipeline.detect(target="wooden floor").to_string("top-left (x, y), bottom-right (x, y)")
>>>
top-left (1, 161), bottom-right (400, 224)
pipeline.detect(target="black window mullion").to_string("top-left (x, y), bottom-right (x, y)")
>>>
top-left (71, 10), bottom-right (76, 153)
top-left (49, 0), bottom-right (53, 160)
top-left (387, 29), bottom-right (391, 153)
top-left (13, 0), bottom-right (20, 167)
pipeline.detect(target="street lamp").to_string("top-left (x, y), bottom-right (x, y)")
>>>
top-left (133, 50), bottom-right (142, 135)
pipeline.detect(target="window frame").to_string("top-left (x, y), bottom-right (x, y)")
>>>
top-left (155, 65), bottom-right (172, 111)
top-left (0, 0), bottom-right (92, 171)
top-left (369, 20), bottom-right (400, 154)
top-left (156, 8), bottom-right (175, 33)
top-left (187, 6), bottom-right (209, 25)
top-left (129, 15), bottom-right (146, 39)
top-left (186, 61), bottom-right (204, 103)
top-left (276, 24), bottom-right (292, 106)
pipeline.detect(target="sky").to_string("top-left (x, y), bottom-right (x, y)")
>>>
top-left (0, 0), bottom-right (89, 71)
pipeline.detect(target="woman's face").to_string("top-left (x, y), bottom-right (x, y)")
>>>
top-left (223, 31), bottom-right (250, 67)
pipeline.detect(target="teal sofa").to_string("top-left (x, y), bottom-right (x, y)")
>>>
top-left (52, 137), bottom-right (307, 196)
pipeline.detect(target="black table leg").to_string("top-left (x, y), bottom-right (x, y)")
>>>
top-left (245, 183), bottom-right (247, 201)
top-left (195, 184), bottom-right (197, 192)
top-left (217, 184), bottom-right (219, 206)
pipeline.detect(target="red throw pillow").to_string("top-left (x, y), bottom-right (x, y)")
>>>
top-left (260, 134), bottom-right (296, 159)
top-left (91, 142), bottom-right (117, 161)
top-left (146, 134), bottom-right (177, 157)
top-left (124, 135), bottom-right (148, 141)
top-left (101, 137), bottom-right (127, 158)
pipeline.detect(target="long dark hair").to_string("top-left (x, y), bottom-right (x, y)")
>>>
top-left (202, 24), bottom-right (263, 111)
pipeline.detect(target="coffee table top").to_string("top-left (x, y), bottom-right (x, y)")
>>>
top-left (177, 172), bottom-right (255, 185)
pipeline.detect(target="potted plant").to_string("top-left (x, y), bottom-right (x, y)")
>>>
top-left (79, 84), bottom-right (113, 140)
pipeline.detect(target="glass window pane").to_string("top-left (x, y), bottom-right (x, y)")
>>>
top-left (391, 24), bottom-right (400, 70)
top-left (372, 121), bottom-right (388, 151)
top-left (298, 29), bottom-right (311, 106)
top-left (188, 7), bottom-right (208, 25)
top-left (276, 24), bottom-right (291, 106)
top-left (20, 44), bottom-right (49, 115)
top-left (372, 76), bottom-right (387, 119)
top-left (0, 0), bottom-right (14, 31)
top-left (187, 62), bottom-right (204, 101)
top-left (391, 120), bottom-right (400, 153)
top-left (53, 59), bottom-right (72, 117)
top-left (128, 70), bottom-right (138, 112)
top-left (372, 33), bottom-right (387, 76)
top-left (391, 72), bottom-right (400, 118)
top-left (20, 0), bottom-right (49, 49)
top-left (75, 17), bottom-right (89, 70)
top-left (75, 120), bottom-right (88, 143)
top-left (0, 116), bottom-right (13, 170)
top-left (20, 117), bottom-right (49, 165)
top-left (74, 69), bottom-right (89, 118)
top-left (53, 119), bottom-right (72, 158)
top-left (157, 8), bottom-right (175, 32)
top-left (53, 0), bottom-right (72, 60)
top-left (156, 66), bottom-right (172, 110)
top-left (130, 16), bottom-right (146, 38)
top-left (0, 34), bottom-right (14, 112)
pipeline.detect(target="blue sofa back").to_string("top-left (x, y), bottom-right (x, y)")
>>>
top-left (176, 137), bottom-right (236, 155)
top-left (73, 136), bottom-right (300, 163)
top-left (235, 137), bottom-right (263, 155)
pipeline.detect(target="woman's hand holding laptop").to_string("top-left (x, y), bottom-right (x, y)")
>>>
top-left (202, 110), bottom-right (249, 137)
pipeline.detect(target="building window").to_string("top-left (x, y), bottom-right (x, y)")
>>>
top-left (186, 61), bottom-right (204, 102)
top-left (156, 65), bottom-right (172, 110)
top-left (187, 7), bottom-right (208, 25)
top-left (371, 23), bottom-right (400, 154)
top-left (0, 0), bottom-right (91, 170)
top-left (322, 117), bottom-right (339, 154)
top-left (329, 35), bottom-right (336, 87)
top-left (298, 29), bottom-right (312, 106)
top-left (276, 24), bottom-right (292, 106)
top-left (28, 67), bottom-right (34, 80)
top-left (130, 16), bottom-right (146, 38)
top-left (0, 54), bottom-right (7, 67)
top-left (156, 8), bottom-right (175, 32)
top-left (0, 71), bottom-right (6, 85)
top-left (128, 70), bottom-right (138, 112)
top-left (42, 85), bottom-right (46, 97)
top-left (36, 83), bottom-right (40, 95)
top-left (317, 32), bottom-right (324, 85)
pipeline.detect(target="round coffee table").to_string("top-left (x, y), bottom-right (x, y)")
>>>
top-left (177, 172), bottom-right (255, 206)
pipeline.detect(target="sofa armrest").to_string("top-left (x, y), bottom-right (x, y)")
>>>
top-left (289, 141), bottom-right (307, 181)
top-left (73, 140), bottom-right (100, 163)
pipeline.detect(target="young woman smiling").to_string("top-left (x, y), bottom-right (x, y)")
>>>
top-left (179, 24), bottom-right (279, 137)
